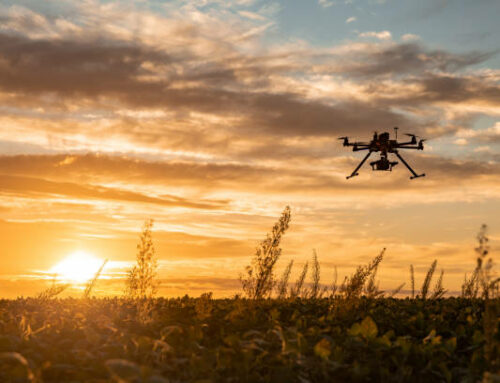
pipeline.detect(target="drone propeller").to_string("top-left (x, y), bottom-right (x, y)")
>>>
top-left (404, 133), bottom-right (418, 138)
top-left (338, 136), bottom-right (349, 146)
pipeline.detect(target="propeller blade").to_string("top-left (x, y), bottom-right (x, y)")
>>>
top-left (404, 133), bottom-right (418, 137)
top-left (338, 136), bottom-right (348, 140)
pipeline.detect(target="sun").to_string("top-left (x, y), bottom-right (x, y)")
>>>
top-left (50, 251), bottom-right (105, 284)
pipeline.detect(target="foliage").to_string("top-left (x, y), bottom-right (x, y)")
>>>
top-left (126, 219), bottom-right (158, 299)
top-left (0, 297), bottom-right (498, 382)
top-left (240, 206), bottom-right (291, 299)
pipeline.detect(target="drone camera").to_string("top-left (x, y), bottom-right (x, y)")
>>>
top-left (370, 157), bottom-right (398, 171)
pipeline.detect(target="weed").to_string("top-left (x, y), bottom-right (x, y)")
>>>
top-left (240, 206), bottom-right (291, 299)
top-left (126, 219), bottom-right (158, 299)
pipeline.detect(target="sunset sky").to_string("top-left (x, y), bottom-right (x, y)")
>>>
top-left (0, 0), bottom-right (499, 298)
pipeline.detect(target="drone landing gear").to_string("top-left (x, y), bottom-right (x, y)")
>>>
top-left (346, 151), bottom-right (371, 179)
top-left (394, 151), bottom-right (425, 180)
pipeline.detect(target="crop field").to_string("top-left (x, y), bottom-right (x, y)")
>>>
top-left (0, 296), bottom-right (499, 383)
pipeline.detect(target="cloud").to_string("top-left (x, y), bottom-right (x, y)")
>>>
top-left (474, 145), bottom-right (491, 153)
top-left (0, 174), bottom-right (229, 210)
top-left (238, 10), bottom-right (267, 21)
top-left (401, 33), bottom-right (420, 41)
top-left (359, 30), bottom-right (392, 40)
top-left (318, 0), bottom-right (335, 8)
top-left (455, 122), bottom-right (500, 143)
top-left (345, 16), bottom-right (356, 24)
top-left (454, 138), bottom-right (468, 146)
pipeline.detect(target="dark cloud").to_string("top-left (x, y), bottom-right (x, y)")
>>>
top-left (3, 31), bottom-right (497, 140)
top-left (417, 74), bottom-right (500, 104)
top-left (327, 43), bottom-right (494, 77)
top-left (0, 32), bottom-right (171, 96)
top-left (414, 154), bottom-right (500, 178)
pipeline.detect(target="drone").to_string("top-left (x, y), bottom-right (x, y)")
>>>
top-left (339, 127), bottom-right (426, 180)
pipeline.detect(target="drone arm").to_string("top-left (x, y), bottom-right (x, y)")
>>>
top-left (397, 145), bottom-right (422, 150)
top-left (353, 146), bottom-right (370, 151)
top-left (346, 151), bottom-right (372, 179)
top-left (394, 151), bottom-right (425, 179)
top-left (345, 142), bottom-right (370, 147)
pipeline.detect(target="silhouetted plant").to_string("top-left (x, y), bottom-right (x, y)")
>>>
top-left (420, 260), bottom-right (437, 300)
top-left (309, 250), bottom-right (322, 299)
top-left (84, 259), bottom-right (108, 298)
top-left (474, 224), bottom-right (499, 299)
top-left (37, 274), bottom-right (69, 300)
top-left (240, 206), bottom-right (291, 299)
top-left (330, 266), bottom-right (338, 297)
top-left (291, 261), bottom-right (308, 298)
top-left (469, 224), bottom-right (500, 371)
top-left (276, 260), bottom-right (294, 299)
top-left (126, 219), bottom-right (158, 299)
top-left (461, 269), bottom-right (480, 299)
top-left (431, 269), bottom-right (446, 299)
top-left (364, 263), bottom-right (383, 298)
top-left (390, 283), bottom-right (405, 298)
top-left (340, 248), bottom-right (385, 300)
top-left (195, 292), bottom-right (213, 321)
top-left (410, 264), bottom-right (415, 299)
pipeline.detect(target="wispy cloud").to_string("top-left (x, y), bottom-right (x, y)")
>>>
top-left (346, 16), bottom-right (356, 24)
top-left (318, 0), bottom-right (335, 8)
top-left (401, 33), bottom-right (420, 41)
top-left (359, 30), bottom-right (392, 40)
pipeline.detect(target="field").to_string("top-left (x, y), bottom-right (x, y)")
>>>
top-left (0, 296), bottom-right (499, 383)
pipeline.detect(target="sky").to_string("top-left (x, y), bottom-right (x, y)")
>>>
top-left (0, 0), bottom-right (499, 298)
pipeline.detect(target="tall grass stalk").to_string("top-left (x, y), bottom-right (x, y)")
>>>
top-left (37, 274), bottom-right (69, 300)
top-left (291, 261), bottom-right (308, 298)
top-left (330, 266), bottom-right (339, 297)
top-left (340, 248), bottom-right (385, 300)
top-left (364, 264), bottom-right (383, 298)
top-left (276, 260), bottom-right (294, 299)
top-left (240, 206), bottom-right (291, 300)
top-left (126, 219), bottom-right (158, 299)
top-left (309, 250), bottom-right (321, 299)
top-left (471, 224), bottom-right (500, 371)
top-left (410, 264), bottom-right (415, 299)
top-left (84, 259), bottom-right (108, 298)
top-left (390, 283), bottom-right (405, 298)
top-left (420, 260), bottom-right (437, 300)
top-left (431, 269), bottom-right (446, 299)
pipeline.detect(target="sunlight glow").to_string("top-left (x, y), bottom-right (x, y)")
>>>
top-left (50, 251), bottom-right (104, 284)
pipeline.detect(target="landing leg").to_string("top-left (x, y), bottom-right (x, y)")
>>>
top-left (346, 151), bottom-right (372, 179)
top-left (394, 151), bottom-right (425, 179)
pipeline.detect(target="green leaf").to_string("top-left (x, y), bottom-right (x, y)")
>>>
top-left (359, 316), bottom-right (378, 338)
top-left (314, 338), bottom-right (331, 360)
top-left (349, 317), bottom-right (378, 339)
